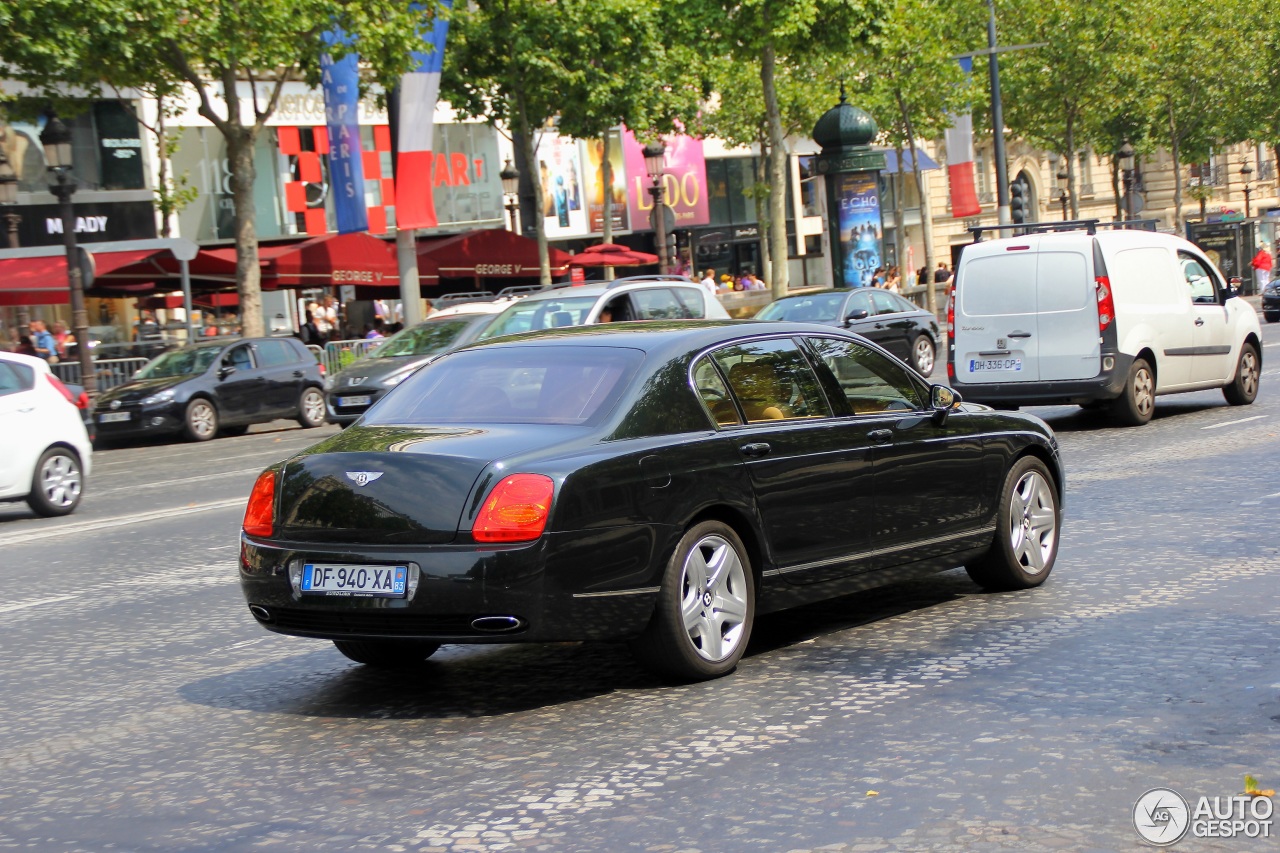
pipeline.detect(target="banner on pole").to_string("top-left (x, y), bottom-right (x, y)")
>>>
top-left (394, 1), bottom-right (453, 230)
top-left (320, 30), bottom-right (369, 234)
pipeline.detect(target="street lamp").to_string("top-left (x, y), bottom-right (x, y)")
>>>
top-left (1056, 164), bottom-right (1069, 221)
top-left (1118, 140), bottom-right (1135, 222)
top-left (1240, 160), bottom-right (1254, 219)
top-left (40, 114), bottom-right (96, 399)
top-left (0, 150), bottom-right (20, 249)
top-left (499, 158), bottom-right (520, 232)
top-left (642, 141), bottom-right (669, 274)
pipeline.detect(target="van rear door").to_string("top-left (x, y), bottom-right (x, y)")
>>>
top-left (954, 244), bottom-right (1040, 382)
top-left (1035, 248), bottom-right (1099, 380)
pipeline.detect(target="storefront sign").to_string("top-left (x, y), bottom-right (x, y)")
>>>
top-left (623, 129), bottom-right (710, 231)
top-left (16, 200), bottom-right (157, 248)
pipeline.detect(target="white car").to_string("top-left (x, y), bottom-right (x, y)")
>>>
top-left (0, 351), bottom-right (92, 516)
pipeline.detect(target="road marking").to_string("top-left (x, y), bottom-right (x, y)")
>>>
top-left (95, 467), bottom-right (263, 494)
top-left (0, 498), bottom-right (246, 547)
top-left (1200, 415), bottom-right (1266, 430)
top-left (0, 595), bottom-right (79, 614)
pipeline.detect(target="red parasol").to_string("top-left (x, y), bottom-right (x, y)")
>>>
top-left (568, 243), bottom-right (659, 267)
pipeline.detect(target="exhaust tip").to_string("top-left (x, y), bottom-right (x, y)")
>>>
top-left (471, 615), bottom-right (525, 633)
top-left (248, 604), bottom-right (273, 623)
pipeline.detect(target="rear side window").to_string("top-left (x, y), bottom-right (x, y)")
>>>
top-left (365, 345), bottom-right (643, 426)
top-left (960, 254), bottom-right (1037, 316)
top-left (691, 357), bottom-right (740, 426)
top-left (632, 288), bottom-right (695, 320)
top-left (0, 361), bottom-right (35, 396)
top-left (1036, 252), bottom-right (1089, 313)
top-left (710, 338), bottom-right (832, 423)
top-left (255, 339), bottom-right (298, 367)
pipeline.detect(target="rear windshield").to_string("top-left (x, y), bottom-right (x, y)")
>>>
top-left (363, 345), bottom-right (644, 426)
top-left (755, 292), bottom-right (847, 323)
top-left (477, 295), bottom-right (599, 340)
top-left (368, 318), bottom-right (473, 357)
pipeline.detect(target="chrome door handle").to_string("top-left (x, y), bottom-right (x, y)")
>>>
top-left (868, 429), bottom-right (893, 444)
top-left (739, 442), bottom-right (771, 458)
top-left (1195, 317), bottom-right (1205, 326)
top-left (1008, 331), bottom-right (1032, 338)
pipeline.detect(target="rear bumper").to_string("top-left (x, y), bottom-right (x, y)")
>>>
top-left (238, 524), bottom-right (666, 644)
top-left (951, 353), bottom-right (1133, 406)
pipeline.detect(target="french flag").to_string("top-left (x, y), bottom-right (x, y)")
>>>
top-left (394, 1), bottom-right (452, 230)
top-left (945, 57), bottom-right (981, 219)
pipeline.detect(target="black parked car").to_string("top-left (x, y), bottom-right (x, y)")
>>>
top-left (326, 311), bottom-right (502, 425)
top-left (94, 337), bottom-right (326, 442)
top-left (755, 289), bottom-right (941, 376)
top-left (240, 322), bottom-right (1063, 681)
top-left (1262, 279), bottom-right (1280, 323)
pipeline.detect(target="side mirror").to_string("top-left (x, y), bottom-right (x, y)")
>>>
top-left (930, 384), bottom-right (962, 424)
top-left (843, 308), bottom-right (870, 326)
top-left (218, 364), bottom-right (236, 379)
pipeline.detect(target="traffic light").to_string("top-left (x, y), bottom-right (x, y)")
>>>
top-left (1010, 182), bottom-right (1027, 224)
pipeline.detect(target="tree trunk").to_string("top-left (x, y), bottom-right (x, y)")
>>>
top-left (761, 42), bottom-right (789, 298)
top-left (602, 130), bottom-right (614, 282)
top-left (515, 93), bottom-right (551, 285)
top-left (1111, 159), bottom-right (1121, 221)
top-left (157, 103), bottom-right (171, 238)
top-left (896, 91), bottom-right (936, 314)
top-left (228, 128), bottom-right (264, 338)
top-left (1065, 118), bottom-right (1078, 220)
top-left (754, 135), bottom-right (771, 282)
top-left (893, 141), bottom-right (906, 271)
top-left (1168, 100), bottom-right (1183, 232)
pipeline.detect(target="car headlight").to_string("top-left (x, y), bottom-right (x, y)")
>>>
top-left (141, 388), bottom-right (176, 405)
top-left (382, 371), bottom-right (411, 387)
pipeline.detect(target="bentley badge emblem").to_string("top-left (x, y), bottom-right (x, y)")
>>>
top-left (345, 471), bottom-right (384, 487)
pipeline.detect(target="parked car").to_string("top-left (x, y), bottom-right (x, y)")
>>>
top-left (949, 227), bottom-right (1263, 425)
top-left (754, 288), bottom-right (941, 375)
top-left (326, 306), bottom-right (507, 425)
top-left (93, 336), bottom-right (326, 442)
top-left (475, 276), bottom-right (731, 341)
top-left (1262, 279), bottom-right (1280, 323)
top-left (0, 351), bottom-right (93, 516)
top-left (240, 322), bottom-right (1063, 681)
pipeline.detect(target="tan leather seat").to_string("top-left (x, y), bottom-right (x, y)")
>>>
top-left (727, 361), bottom-right (787, 421)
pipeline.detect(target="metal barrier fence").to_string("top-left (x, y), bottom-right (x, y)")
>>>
top-left (320, 339), bottom-right (379, 375)
top-left (51, 357), bottom-right (150, 391)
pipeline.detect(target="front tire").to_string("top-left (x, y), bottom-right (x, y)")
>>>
top-left (1264, 312), bottom-right (1278, 324)
top-left (965, 456), bottom-right (1060, 591)
top-left (333, 640), bottom-right (440, 668)
top-left (183, 398), bottom-right (218, 441)
top-left (1223, 343), bottom-right (1260, 406)
top-left (911, 334), bottom-right (936, 376)
top-left (26, 447), bottom-right (84, 517)
top-left (297, 387), bottom-right (327, 428)
top-left (631, 521), bottom-right (755, 681)
top-left (1109, 358), bottom-right (1154, 426)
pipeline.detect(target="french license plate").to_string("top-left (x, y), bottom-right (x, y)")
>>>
top-left (99, 412), bottom-right (131, 423)
top-left (301, 563), bottom-right (408, 597)
top-left (969, 357), bottom-right (1022, 372)
top-left (337, 395), bottom-right (372, 407)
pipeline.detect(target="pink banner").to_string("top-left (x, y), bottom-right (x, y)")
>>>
top-left (622, 128), bottom-right (710, 231)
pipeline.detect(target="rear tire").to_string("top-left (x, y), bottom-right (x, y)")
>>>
top-left (333, 640), bottom-right (440, 668)
top-left (1109, 358), bottom-right (1154, 426)
top-left (965, 456), bottom-right (1060, 591)
top-left (631, 521), bottom-right (755, 682)
top-left (182, 398), bottom-right (218, 442)
top-left (297, 387), bottom-right (327, 428)
top-left (911, 334), bottom-right (936, 376)
top-left (1223, 343), bottom-right (1260, 406)
top-left (1264, 312), bottom-right (1278, 323)
top-left (26, 447), bottom-right (84, 517)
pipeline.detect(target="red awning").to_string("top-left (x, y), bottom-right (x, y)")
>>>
top-left (264, 232), bottom-right (435, 288)
top-left (0, 248), bottom-right (167, 306)
top-left (417, 228), bottom-right (572, 278)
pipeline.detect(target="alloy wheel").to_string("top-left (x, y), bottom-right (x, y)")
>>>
top-left (1132, 367), bottom-right (1154, 417)
top-left (302, 389), bottom-right (325, 424)
top-left (190, 402), bottom-right (216, 438)
top-left (1007, 470), bottom-right (1057, 574)
top-left (680, 534), bottom-right (749, 662)
top-left (913, 336), bottom-right (935, 375)
top-left (39, 453), bottom-right (81, 509)
top-left (1240, 350), bottom-right (1259, 398)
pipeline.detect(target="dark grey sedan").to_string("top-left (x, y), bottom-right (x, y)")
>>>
top-left (325, 312), bottom-right (501, 425)
top-left (755, 289), bottom-right (941, 376)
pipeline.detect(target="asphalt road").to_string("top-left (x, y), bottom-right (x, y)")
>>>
top-left (1, 322), bottom-right (1278, 852)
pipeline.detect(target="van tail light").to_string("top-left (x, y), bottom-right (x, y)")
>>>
top-left (945, 284), bottom-right (956, 383)
top-left (243, 470), bottom-right (277, 538)
top-left (45, 374), bottom-right (76, 406)
top-left (472, 474), bottom-right (555, 543)
top-left (1095, 275), bottom-right (1116, 331)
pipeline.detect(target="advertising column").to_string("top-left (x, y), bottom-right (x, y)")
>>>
top-left (811, 94), bottom-right (886, 288)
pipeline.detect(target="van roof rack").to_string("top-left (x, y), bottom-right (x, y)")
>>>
top-left (435, 291), bottom-right (496, 306)
top-left (605, 274), bottom-right (696, 289)
top-left (968, 218), bottom-right (1161, 242)
top-left (494, 285), bottom-right (547, 298)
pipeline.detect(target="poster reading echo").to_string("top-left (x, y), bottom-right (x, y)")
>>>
top-left (836, 172), bottom-right (883, 288)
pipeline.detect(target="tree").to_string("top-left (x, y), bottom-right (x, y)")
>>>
top-left (1, 0), bottom-right (438, 336)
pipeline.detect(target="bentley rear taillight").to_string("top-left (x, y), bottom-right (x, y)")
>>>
top-left (472, 474), bottom-right (555, 543)
top-left (243, 470), bottom-right (277, 538)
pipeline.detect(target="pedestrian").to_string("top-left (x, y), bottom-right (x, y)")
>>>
top-left (885, 266), bottom-right (901, 293)
top-left (746, 272), bottom-right (765, 290)
top-left (1251, 244), bottom-right (1272, 290)
top-left (51, 321), bottom-right (70, 359)
top-left (15, 334), bottom-right (38, 357)
top-left (933, 262), bottom-right (951, 284)
top-left (30, 320), bottom-right (58, 363)
top-left (299, 310), bottom-right (322, 346)
top-left (700, 268), bottom-right (717, 297)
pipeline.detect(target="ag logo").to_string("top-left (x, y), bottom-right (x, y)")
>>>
top-left (1133, 787), bottom-right (1190, 846)
top-left (345, 471), bottom-right (384, 487)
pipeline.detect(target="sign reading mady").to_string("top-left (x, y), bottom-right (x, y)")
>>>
top-left (47, 216), bottom-right (109, 235)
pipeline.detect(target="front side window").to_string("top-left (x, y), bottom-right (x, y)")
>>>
top-left (1179, 251), bottom-right (1222, 304)
top-left (370, 319), bottom-right (473, 357)
top-left (869, 290), bottom-right (901, 316)
top-left (755, 292), bottom-right (846, 323)
top-left (224, 344), bottom-right (255, 371)
top-left (711, 338), bottom-right (832, 423)
top-left (135, 347), bottom-right (222, 379)
top-left (478, 295), bottom-right (599, 340)
top-left (806, 336), bottom-right (925, 415)
top-left (844, 290), bottom-right (874, 319)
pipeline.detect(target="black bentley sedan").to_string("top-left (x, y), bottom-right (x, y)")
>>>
top-left (326, 311), bottom-right (501, 425)
top-left (95, 336), bottom-right (326, 442)
top-left (754, 289), bottom-right (941, 376)
top-left (240, 322), bottom-right (1062, 681)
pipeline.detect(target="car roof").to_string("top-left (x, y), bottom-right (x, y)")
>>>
top-left (430, 300), bottom-right (513, 317)
top-left (0, 350), bottom-right (52, 372)
top-left (962, 228), bottom-right (1196, 259)
top-left (515, 279), bottom-right (704, 303)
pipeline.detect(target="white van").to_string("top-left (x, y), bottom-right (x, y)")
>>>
top-left (948, 228), bottom-right (1262, 425)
